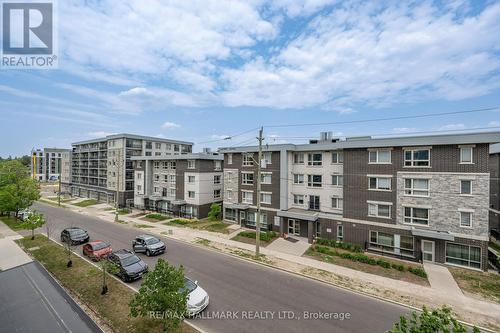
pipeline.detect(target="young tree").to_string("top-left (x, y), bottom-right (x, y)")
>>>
top-left (100, 259), bottom-right (119, 295)
top-left (207, 203), bottom-right (221, 221)
top-left (387, 306), bottom-right (480, 333)
top-left (21, 211), bottom-right (46, 240)
top-left (130, 259), bottom-right (188, 332)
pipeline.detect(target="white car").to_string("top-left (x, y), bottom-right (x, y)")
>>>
top-left (18, 209), bottom-right (32, 220)
top-left (183, 278), bottom-right (209, 316)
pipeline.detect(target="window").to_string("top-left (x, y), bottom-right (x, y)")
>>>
top-left (162, 162), bottom-right (168, 170)
top-left (307, 153), bottom-right (322, 166)
top-left (154, 174), bottom-right (160, 181)
top-left (369, 231), bottom-right (414, 256)
top-left (169, 188), bottom-right (176, 197)
top-left (188, 175), bottom-right (195, 183)
top-left (242, 172), bottom-right (254, 185)
top-left (261, 172), bottom-right (272, 184)
top-left (154, 161), bottom-right (160, 169)
top-left (154, 186), bottom-right (159, 193)
top-left (260, 193), bottom-right (272, 204)
top-left (188, 191), bottom-right (195, 198)
top-left (227, 154), bottom-right (233, 165)
top-left (404, 178), bottom-right (429, 196)
top-left (460, 180), bottom-right (472, 195)
top-left (243, 153), bottom-right (253, 166)
top-left (309, 195), bottom-right (320, 210)
top-left (460, 147), bottom-right (473, 164)
top-left (446, 243), bottom-right (481, 269)
top-left (331, 151), bottom-right (343, 164)
top-left (262, 152), bottom-right (272, 165)
top-left (293, 153), bottom-right (304, 164)
top-left (155, 142), bottom-right (162, 149)
top-left (226, 190), bottom-right (233, 200)
top-left (307, 175), bottom-right (322, 187)
top-left (331, 197), bottom-right (343, 209)
top-left (137, 173), bottom-right (142, 179)
top-left (242, 191), bottom-right (253, 204)
top-left (214, 189), bottom-right (221, 199)
top-left (169, 175), bottom-right (176, 183)
top-left (187, 160), bottom-right (195, 169)
top-left (459, 211), bottom-right (472, 228)
top-left (368, 150), bottom-right (391, 164)
top-left (214, 160), bottom-right (222, 170)
top-left (368, 202), bottom-right (391, 218)
top-left (293, 174), bottom-right (304, 184)
top-left (164, 175), bottom-right (168, 182)
top-left (225, 208), bottom-right (236, 221)
top-left (170, 161), bottom-right (176, 169)
top-left (145, 151), bottom-right (152, 156)
top-left (331, 175), bottom-right (343, 186)
top-left (136, 185), bottom-right (142, 192)
top-left (293, 194), bottom-right (304, 205)
top-left (214, 175), bottom-right (221, 184)
top-left (404, 207), bottom-right (429, 225)
top-left (404, 149), bottom-right (430, 167)
top-left (154, 152), bottom-right (161, 156)
top-left (369, 177), bottom-right (391, 190)
top-left (337, 225), bottom-right (343, 241)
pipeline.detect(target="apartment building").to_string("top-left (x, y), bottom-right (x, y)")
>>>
top-left (490, 143), bottom-right (500, 236)
top-left (30, 148), bottom-right (71, 182)
top-left (70, 134), bottom-right (193, 207)
top-left (132, 152), bottom-right (223, 219)
top-left (220, 131), bottom-right (500, 271)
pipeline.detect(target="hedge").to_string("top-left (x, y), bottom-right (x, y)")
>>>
top-left (145, 213), bottom-right (169, 221)
top-left (239, 231), bottom-right (278, 242)
top-left (315, 238), bottom-right (363, 253)
top-left (310, 245), bottom-right (427, 278)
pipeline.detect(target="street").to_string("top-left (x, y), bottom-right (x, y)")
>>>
top-left (33, 202), bottom-right (409, 333)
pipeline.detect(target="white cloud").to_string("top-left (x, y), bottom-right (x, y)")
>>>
top-left (438, 123), bottom-right (466, 131)
top-left (161, 122), bottom-right (181, 129)
top-left (210, 134), bottom-right (231, 140)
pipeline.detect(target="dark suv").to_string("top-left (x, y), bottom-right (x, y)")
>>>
top-left (60, 227), bottom-right (89, 245)
top-left (107, 249), bottom-right (148, 282)
top-left (132, 235), bottom-right (166, 256)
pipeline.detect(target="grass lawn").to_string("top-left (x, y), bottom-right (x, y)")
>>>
top-left (118, 208), bottom-right (131, 215)
top-left (164, 218), bottom-right (231, 234)
top-left (449, 267), bottom-right (500, 303)
top-left (15, 235), bottom-right (196, 333)
top-left (305, 245), bottom-right (429, 286)
top-left (231, 231), bottom-right (278, 247)
top-left (39, 198), bottom-right (68, 208)
top-left (141, 213), bottom-right (171, 222)
top-left (46, 196), bottom-right (75, 203)
top-left (73, 199), bottom-right (99, 207)
top-left (135, 224), bottom-right (154, 228)
top-left (0, 215), bottom-right (25, 231)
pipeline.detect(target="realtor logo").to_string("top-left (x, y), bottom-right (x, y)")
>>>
top-left (1, 0), bottom-right (58, 69)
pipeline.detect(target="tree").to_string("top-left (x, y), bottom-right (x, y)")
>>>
top-left (387, 306), bottom-right (480, 333)
top-left (100, 260), bottom-right (119, 295)
top-left (130, 259), bottom-right (188, 332)
top-left (0, 160), bottom-right (40, 217)
top-left (21, 211), bottom-right (45, 240)
top-left (207, 203), bottom-right (221, 221)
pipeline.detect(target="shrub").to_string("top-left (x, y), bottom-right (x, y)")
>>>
top-left (392, 263), bottom-right (406, 271)
top-left (170, 218), bottom-right (196, 225)
top-left (145, 213), bottom-right (169, 221)
top-left (315, 238), bottom-right (363, 253)
top-left (408, 267), bottom-right (427, 278)
top-left (238, 231), bottom-right (277, 242)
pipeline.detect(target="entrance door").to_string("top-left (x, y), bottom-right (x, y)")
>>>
top-left (421, 240), bottom-right (435, 262)
top-left (288, 219), bottom-right (300, 235)
top-left (239, 211), bottom-right (246, 225)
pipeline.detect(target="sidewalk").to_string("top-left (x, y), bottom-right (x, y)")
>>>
top-left (40, 201), bottom-right (500, 328)
top-left (0, 221), bottom-right (32, 271)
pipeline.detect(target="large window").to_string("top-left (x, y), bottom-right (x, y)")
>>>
top-left (331, 175), bottom-right (343, 186)
top-left (460, 180), bottom-right (472, 195)
top-left (404, 207), bottom-right (429, 225)
top-left (404, 149), bottom-right (430, 167)
top-left (404, 178), bottom-right (429, 196)
top-left (307, 175), bottom-right (322, 187)
top-left (293, 153), bottom-right (304, 164)
top-left (309, 195), bottom-right (320, 210)
top-left (225, 208), bottom-right (236, 221)
top-left (307, 153), bottom-right (323, 166)
top-left (460, 147), bottom-right (473, 164)
top-left (243, 153), bottom-right (253, 166)
top-left (293, 194), bottom-right (304, 205)
top-left (293, 174), bottom-right (304, 184)
top-left (242, 191), bottom-right (253, 204)
top-left (369, 177), bottom-right (391, 190)
top-left (368, 150), bottom-right (391, 164)
top-left (370, 231), bottom-right (414, 256)
top-left (446, 243), bottom-right (481, 269)
top-left (331, 151), bottom-right (343, 164)
top-left (368, 202), bottom-right (391, 218)
top-left (242, 172), bottom-right (254, 185)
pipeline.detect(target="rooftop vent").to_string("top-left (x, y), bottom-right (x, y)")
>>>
top-left (202, 147), bottom-right (212, 154)
top-left (310, 131), bottom-right (340, 144)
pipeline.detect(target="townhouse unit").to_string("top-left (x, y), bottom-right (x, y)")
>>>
top-left (131, 152), bottom-right (223, 219)
top-left (490, 143), bottom-right (500, 236)
top-left (70, 134), bottom-right (193, 207)
top-left (220, 131), bottom-right (500, 271)
top-left (30, 148), bottom-right (71, 182)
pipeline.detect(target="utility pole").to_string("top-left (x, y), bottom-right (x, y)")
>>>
top-left (255, 127), bottom-right (263, 257)
top-left (58, 158), bottom-right (61, 206)
top-left (114, 150), bottom-right (121, 222)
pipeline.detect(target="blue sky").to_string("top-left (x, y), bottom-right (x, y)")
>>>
top-left (1, 0), bottom-right (500, 157)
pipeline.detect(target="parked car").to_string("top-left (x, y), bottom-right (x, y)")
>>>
top-left (60, 227), bottom-right (89, 245)
top-left (18, 209), bottom-right (31, 221)
top-left (132, 235), bottom-right (166, 256)
top-left (82, 241), bottom-right (112, 261)
top-left (183, 278), bottom-right (209, 316)
top-left (107, 249), bottom-right (148, 282)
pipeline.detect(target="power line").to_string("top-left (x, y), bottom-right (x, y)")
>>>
top-left (195, 127), bottom-right (260, 145)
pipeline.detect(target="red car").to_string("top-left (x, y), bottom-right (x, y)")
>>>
top-left (82, 241), bottom-right (112, 261)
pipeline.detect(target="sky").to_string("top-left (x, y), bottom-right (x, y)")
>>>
top-left (1, 0), bottom-right (500, 157)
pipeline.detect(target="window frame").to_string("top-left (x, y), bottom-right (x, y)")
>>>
top-left (404, 178), bottom-right (430, 197)
top-left (460, 179), bottom-right (472, 195)
top-left (331, 174), bottom-right (344, 187)
top-left (445, 242), bottom-right (481, 269)
top-left (260, 192), bottom-right (272, 205)
top-left (293, 194), bottom-right (304, 205)
top-left (368, 149), bottom-right (391, 164)
top-left (241, 172), bottom-right (254, 185)
top-left (404, 149), bottom-right (431, 167)
top-left (459, 147), bottom-right (473, 164)
top-left (336, 225), bottom-right (343, 241)
top-left (307, 174), bottom-right (323, 188)
top-left (293, 153), bottom-right (304, 164)
top-left (367, 202), bottom-right (392, 219)
top-left (187, 160), bottom-right (195, 169)
top-left (293, 173), bottom-right (305, 185)
top-left (261, 172), bottom-right (272, 184)
top-left (368, 176), bottom-right (392, 191)
top-left (331, 196), bottom-right (343, 209)
top-left (241, 190), bottom-right (253, 204)
top-left (242, 153), bottom-right (254, 166)
top-left (307, 153), bottom-right (323, 166)
top-left (403, 206), bottom-right (430, 226)
top-left (459, 211), bottom-right (473, 228)
top-left (331, 151), bottom-right (344, 164)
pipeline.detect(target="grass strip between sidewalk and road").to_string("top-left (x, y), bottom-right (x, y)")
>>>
top-left (449, 267), bottom-right (500, 304)
top-left (15, 235), bottom-right (197, 333)
top-left (73, 199), bottom-right (99, 207)
top-left (0, 215), bottom-right (25, 231)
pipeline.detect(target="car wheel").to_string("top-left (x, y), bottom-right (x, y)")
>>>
top-left (146, 249), bottom-right (151, 256)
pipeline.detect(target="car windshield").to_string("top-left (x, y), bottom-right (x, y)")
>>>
top-left (93, 242), bottom-right (109, 251)
top-left (121, 255), bottom-right (140, 266)
top-left (145, 238), bottom-right (159, 245)
top-left (69, 229), bottom-right (86, 236)
top-left (179, 278), bottom-right (197, 294)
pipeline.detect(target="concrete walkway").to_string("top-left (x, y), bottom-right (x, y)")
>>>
top-left (266, 237), bottom-right (311, 256)
top-left (424, 262), bottom-right (463, 296)
top-left (0, 221), bottom-right (32, 271)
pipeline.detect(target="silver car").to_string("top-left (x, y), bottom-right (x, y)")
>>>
top-left (183, 278), bottom-right (209, 316)
top-left (132, 234), bottom-right (166, 256)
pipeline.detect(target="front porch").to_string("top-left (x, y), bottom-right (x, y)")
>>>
top-left (277, 208), bottom-right (320, 243)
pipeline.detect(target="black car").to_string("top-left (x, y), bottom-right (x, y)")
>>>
top-left (132, 235), bottom-right (166, 256)
top-left (60, 227), bottom-right (89, 245)
top-left (107, 249), bottom-right (148, 282)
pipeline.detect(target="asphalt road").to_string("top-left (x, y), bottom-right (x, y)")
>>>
top-left (33, 202), bottom-right (409, 333)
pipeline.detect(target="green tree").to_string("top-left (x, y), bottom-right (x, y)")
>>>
top-left (21, 211), bottom-right (46, 240)
top-left (207, 203), bottom-right (221, 221)
top-left (130, 259), bottom-right (188, 332)
top-left (387, 306), bottom-right (480, 333)
top-left (100, 259), bottom-right (119, 295)
top-left (0, 160), bottom-right (40, 217)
